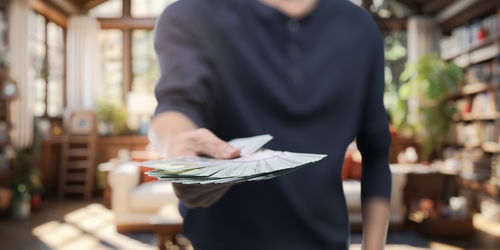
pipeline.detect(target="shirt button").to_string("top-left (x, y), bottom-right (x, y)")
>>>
top-left (287, 19), bottom-right (300, 33)
top-left (288, 45), bottom-right (301, 59)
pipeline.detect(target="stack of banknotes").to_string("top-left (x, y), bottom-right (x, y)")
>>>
top-left (140, 134), bottom-right (327, 184)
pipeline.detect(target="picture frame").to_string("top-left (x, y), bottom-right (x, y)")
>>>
top-left (69, 111), bottom-right (96, 135)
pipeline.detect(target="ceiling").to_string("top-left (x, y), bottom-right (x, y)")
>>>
top-left (54, 0), bottom-right (454, 16)
top-left (42, 0), bottom-right (500, 33)
top-left (396, 0), bottom-right (456, 16)
top-left (41, 0), bottom-right (109, 14)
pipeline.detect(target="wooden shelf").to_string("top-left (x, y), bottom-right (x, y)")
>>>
top-left (458, 177), bottom-right (500, 198)
top-left (445, 142), bottom-right (500, 153)
top-left (438, 0), bottom-right (500, 33)
top-left (445, 39), bottom-right (500, 68)
top-left (447, 82), bottom-right (498, 101)
top-left (482, 142), bottom-right (500, 153)
top-left (452, 113), bottom-right (500, 122)
top-left (444, 36), bottom-right (500, 62)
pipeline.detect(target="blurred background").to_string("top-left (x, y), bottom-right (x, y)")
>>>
top-left (1, 0), bottom-right (500, 249)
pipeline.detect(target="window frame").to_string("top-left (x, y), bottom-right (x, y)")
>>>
top-left (29, 10), bottom-right (67, 118)
top-left (95, 0), bottom-right (157, 102)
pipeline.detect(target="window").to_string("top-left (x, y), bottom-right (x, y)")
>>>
top-left (89, 0), bottom-right (122, 18)
top-left (94, 0), bottom-right (176, 106)
top-left (131, 0), bottom-right (176, 18)
top-left (47, 22), bottom-right (64, 117)
top-left (29, 11), bottom-right (65, 117)
top-left (29, 12), bottom-right (47, 117)
top-left (132, 29), bottom-right (159, 94)
top-left (0, 10), bottom-right (7, 54)
top-left (99, 30), bottom-right (123, 105)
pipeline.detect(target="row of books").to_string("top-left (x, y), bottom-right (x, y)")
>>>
top-left (449, 121), bottom-right (500, 147)
top-left (453, 91), bottom-right (498, 118)
top-left (490, 155), bottom-right (500, 184)
top-left (465, 58), bottom-right (500, 84)
top-left (443, 147), bottom-right (492, 181)
top-left (440, 11), bottom-right (500, 59)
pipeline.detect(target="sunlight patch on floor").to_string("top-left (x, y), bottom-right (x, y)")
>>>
top-left (473, 213), bottom-right (500, 237)
top-left (350, 244), bottom-right (429, 249)
top-left (32, 203), bottom-right (156, 250)
top-left (429, 241), bottom-right (464, 250)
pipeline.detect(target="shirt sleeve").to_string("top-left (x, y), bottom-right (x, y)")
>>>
top-left (153, 9), bottom-right (215, 129)
top-left (356, 33), bottom-right (392, 202)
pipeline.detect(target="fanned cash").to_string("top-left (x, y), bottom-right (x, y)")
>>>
top-left (140, 134), bottom-right (327, 184)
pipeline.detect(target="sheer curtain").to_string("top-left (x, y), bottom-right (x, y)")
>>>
top-left (407, 16), bottom-right (440, 62)
top-left (66, 15), bottom-right (100, 111)
top-left (406, 16), bottom-right (440, 126)
top-left (8, 0), bottom-right (32, 149)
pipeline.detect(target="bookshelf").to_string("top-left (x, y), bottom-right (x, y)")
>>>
top-left (0, 2), bottom-right (13, 189)
top-left (441, 8), bottom-right (500, 199)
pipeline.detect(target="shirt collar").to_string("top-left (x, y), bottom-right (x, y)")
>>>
top-left (248, 0), bottom-right (324, 23)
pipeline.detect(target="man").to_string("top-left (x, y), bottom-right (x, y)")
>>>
top-left (149, 0), bottom-right (392, 249)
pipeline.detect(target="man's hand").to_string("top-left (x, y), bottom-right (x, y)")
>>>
top-left (149, 112), bottom-right (240, 208)
top-left (167, 128), bottom-right (240, 208)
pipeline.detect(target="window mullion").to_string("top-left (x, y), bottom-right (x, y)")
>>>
top-left (123, 0), bottom-right (131, 17)
top-left (63, 28), bottom-right (67, 109)
top-left (122, 29), bottom-right (132, 102)
top-left (43, 18), bottom-right (49, 118)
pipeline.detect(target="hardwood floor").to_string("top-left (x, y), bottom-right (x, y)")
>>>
top-left (0, 199), bottom-right (499, 250)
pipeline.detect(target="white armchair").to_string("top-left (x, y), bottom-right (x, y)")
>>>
top-left (343, 166), bottom-right (408, 227)
top-left (108, 162), bottom-right (179, 232)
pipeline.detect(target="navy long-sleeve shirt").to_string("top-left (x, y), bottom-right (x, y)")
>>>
top-left (153, 0), bottom-right (392, 249)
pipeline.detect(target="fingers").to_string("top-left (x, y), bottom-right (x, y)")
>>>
top-left (167, 128), bottom-right (238, 208)
top-left (173, 183), bottom-right (232, 208)
top-left (192, 128), bottom-right (240, 159)
top-left (167, 128), bottom-right (240, 159)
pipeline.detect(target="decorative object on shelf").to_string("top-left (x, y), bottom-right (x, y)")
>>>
top-left (397, 54), bottom-right (463, 160)
top-left (69, 111), bottom-right (96, 135)
top-left (126, 93), bottom-right (156, 136)
top-left (0, 76), bottom-right (17, 100)
top-left (396, 146), bottom-right (418, 164)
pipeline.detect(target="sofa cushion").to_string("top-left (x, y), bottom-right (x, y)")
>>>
top-left (139, 166), bottom-right (157, 183)
top-left (343, 170), bottom-right (407, 224)
top-left (343, 180), bottom-right (362, 212)
top-left (130, 181), bottom-right (178, 214)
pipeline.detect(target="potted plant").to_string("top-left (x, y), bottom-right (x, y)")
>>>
top-left (96, 101), bottom-right (128, 136)
top-left (11, 149), bottom-right (44, 218)
top-left (396, 54), bottom-right (463, 161)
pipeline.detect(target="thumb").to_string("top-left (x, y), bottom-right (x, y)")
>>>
top-left (195, 129), bottom-right (240, 159)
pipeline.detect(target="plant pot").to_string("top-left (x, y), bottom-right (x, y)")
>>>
top-left (98, 122), bottom-right (113, 136)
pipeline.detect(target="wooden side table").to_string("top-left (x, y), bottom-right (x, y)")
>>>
top-left (155, 223), bottom-right (184, 250)
top-left (152, 203), bottom-right (186, 250)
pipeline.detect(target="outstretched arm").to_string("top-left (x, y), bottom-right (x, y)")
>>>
top-left (149, 112), bottom-right (240, 208)
top-left (150, 10), bottom-right (240, 208)
top-left (357, 29), bottom-right (392, 250)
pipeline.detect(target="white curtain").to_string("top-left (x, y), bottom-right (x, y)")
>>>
top-left (66, 15), bottom-right (100, 111)
top-left (407, 16), bottom-right (440, 62)
top-left (406, 16), bottom-right (441, 126)
top-left (8, 0), bottom-right (32, 149)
